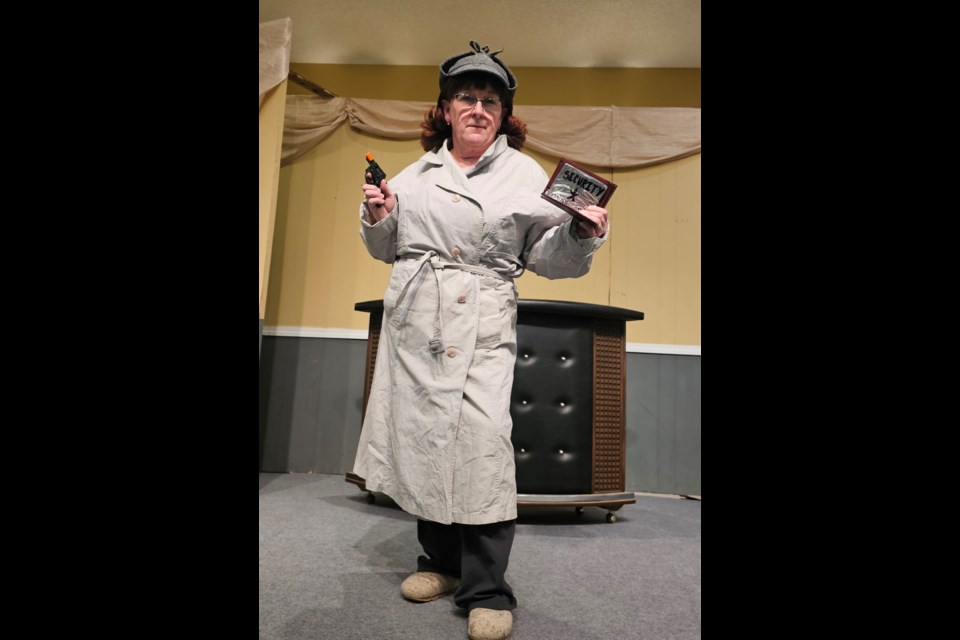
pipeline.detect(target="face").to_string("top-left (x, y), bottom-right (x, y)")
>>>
top-left (442, 86), bottom-right (504, 153)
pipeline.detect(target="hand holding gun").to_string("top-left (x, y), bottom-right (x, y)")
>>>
top-left (362, 153), bottom-right (395, 221)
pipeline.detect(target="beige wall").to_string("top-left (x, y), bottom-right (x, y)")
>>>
top-left (265, 64), bottom-right (700, 345)
top-left (289, 63), bottom-right (701, 108)
top-left (609, 156), bottom-right (701, 345)
top-left (259, 81), bottom-right (288, 319)
top-left (264, 129), bottom-right (700, 345)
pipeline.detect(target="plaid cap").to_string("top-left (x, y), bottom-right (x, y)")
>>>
top-left (439, 41), bottom-right (517, 96)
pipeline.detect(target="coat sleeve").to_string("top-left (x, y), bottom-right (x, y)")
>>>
top-left (502, 152), bottom-right (605, 280)
top-left (522, 204), bottom-right (608, 280)
top-left (358, 199), bottom-right (399, 264)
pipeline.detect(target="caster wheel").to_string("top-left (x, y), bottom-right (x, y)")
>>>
top-left (366, 492), bottom-right (376, 504)
top-left (575, 506), bottom-right (584, 516)
top-left (606, 512), bottom-right (617, 523)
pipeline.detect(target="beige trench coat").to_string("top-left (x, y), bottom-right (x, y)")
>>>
top-left (353, 135), bottom-right (606, 525)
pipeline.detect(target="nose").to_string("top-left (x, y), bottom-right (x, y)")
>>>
top-left (471, 100), bottom-right (487, 115)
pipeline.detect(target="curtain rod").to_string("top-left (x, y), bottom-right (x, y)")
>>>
top-left (287, 71), bottom-right (338, 98)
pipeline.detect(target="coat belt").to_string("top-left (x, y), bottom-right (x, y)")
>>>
top-left (394, 251), bottom-right (510, 354)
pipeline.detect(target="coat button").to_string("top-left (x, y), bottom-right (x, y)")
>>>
top-left (451, 247), bottom-right (461, 257)
top-left (446, 347), bottom-right (457, 358)
top-left (452, 195), bottom-right (461, 203)
top-left (457, 295), bottom-right (467, 303)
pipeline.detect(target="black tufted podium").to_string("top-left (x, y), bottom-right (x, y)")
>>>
top-left (347, 299), bottom-right (644, 522)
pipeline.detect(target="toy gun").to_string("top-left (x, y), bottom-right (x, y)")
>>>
top-left (364, 153), bottom-right (387, 187)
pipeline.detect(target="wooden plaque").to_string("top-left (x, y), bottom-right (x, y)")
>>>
top-left (541, 158), bottom-right (617, 221)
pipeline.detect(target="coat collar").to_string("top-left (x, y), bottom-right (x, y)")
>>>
top-left (422, 136), bottom-right (510, 202)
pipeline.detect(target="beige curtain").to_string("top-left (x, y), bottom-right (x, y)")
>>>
top-left (282, 95), bottom-right (700, 169)
top-left (259, 18), bottom-right (292, 109)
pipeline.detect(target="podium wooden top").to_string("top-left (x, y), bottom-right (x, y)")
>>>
top-left (355, 299), bottom-right (643, 322)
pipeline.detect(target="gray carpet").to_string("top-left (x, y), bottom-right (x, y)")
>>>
top-left (259, 473), bottom-right (701, 640)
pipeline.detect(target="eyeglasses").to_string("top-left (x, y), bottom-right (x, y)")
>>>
top-left (453, 93), bottom-right (503, 112)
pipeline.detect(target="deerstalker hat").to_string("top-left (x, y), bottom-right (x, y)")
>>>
top-left (439, 40), bottom-right (517, 96)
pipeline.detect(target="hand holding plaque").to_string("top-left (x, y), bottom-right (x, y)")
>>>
top-left (541, 158), bottom-right (617, 223)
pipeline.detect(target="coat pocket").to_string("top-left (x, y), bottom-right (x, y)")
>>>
top-left (384, 260), bottom-right (421, 327)
top-left (454, 432), bottom-right (505, 516)
top-left (474, 282), bottom-right (505, 350)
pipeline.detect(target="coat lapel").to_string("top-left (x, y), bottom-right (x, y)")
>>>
top-left (422, 136), bottom-right (510, 207)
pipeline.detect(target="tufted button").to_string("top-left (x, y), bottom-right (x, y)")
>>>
top-left (451, 246), bottom-right (461, 257)
top-left (559, 401), bottom-right (566, 407)
top-left (559, 449), bottom-right (565, 455)
top-left (457, 295), bottom-right (467, 303)
top-left (523, 353), bottom-right (530, 359)
top-left (560, 356), bottom-right (567, 361)
top-left (521, 400), bottom-right (528, 406)
top-left (446, 348), bottom-right (457, 358)
top-left (520, 448), bottom-right (526, 453)
top-left (452, 194), bottom-right (461, 203)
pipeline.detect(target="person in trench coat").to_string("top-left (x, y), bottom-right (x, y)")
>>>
top-left (352, 41), bottom-right (609, 640)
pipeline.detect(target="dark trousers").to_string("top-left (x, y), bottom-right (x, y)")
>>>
top-left (416, 518), bottom-right (518, 611)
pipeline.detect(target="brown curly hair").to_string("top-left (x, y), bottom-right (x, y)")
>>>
top-left (420, 71), bottom-right (527, 153)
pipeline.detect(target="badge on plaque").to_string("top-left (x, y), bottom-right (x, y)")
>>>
top-left (541, 158), bottom-right (617, 222)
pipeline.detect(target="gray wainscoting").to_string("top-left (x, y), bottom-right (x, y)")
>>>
top-left (259, 337), bottom-right (368, 475)
top-left (259, 336), bottom-right (701, 495)
top-left (626, 354), bottom-right (701, 495)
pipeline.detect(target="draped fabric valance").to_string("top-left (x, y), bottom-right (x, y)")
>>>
top-left (281, 95), bottom-right (700, 170)
top-left (259, 18), bottom-right (292, 109)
